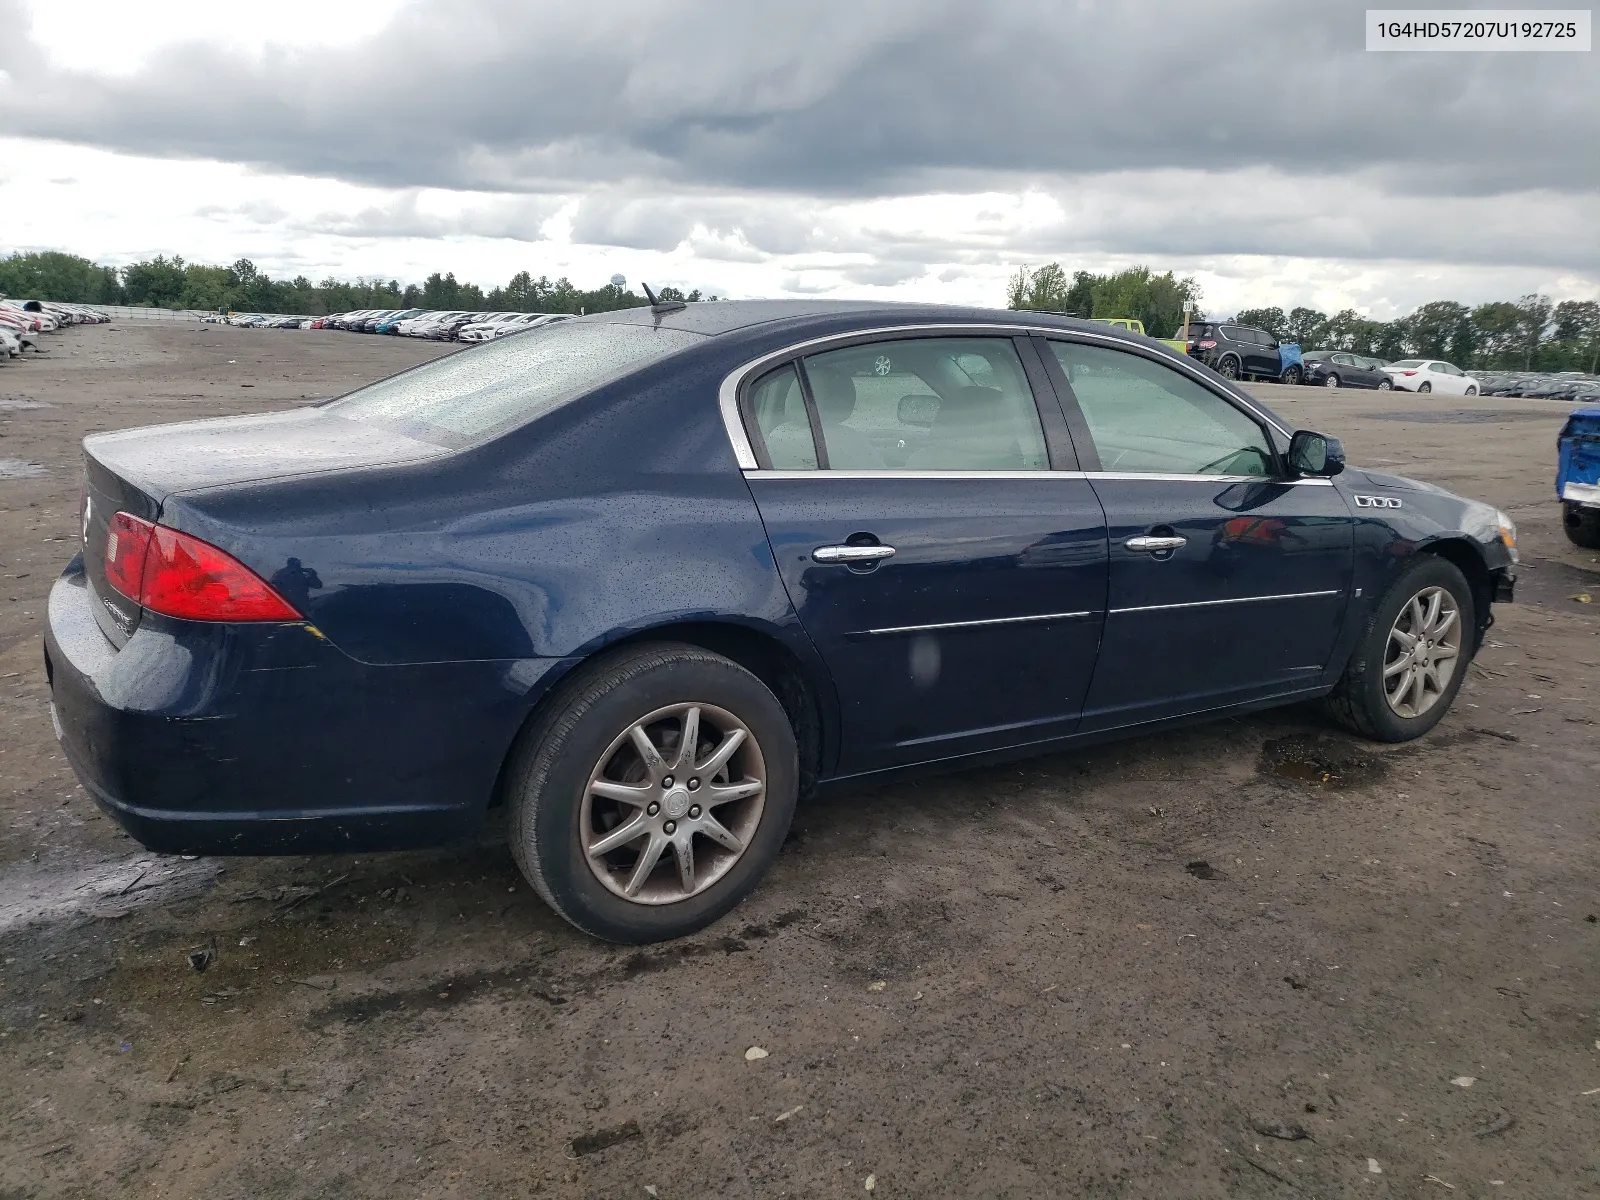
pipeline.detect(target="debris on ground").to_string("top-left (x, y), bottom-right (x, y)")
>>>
top-left (1451, 1076), bottom-right (1476, 1088)
top-left (1252, 1120), bottom-right (1310, 1141)
top-left (867, 981), bottom-right (886, 992)
top-left (775, 1105), bottom-right (804, 1122)
top-left (569, 1121), bottom-right (642, 1157)
top-left (186, 941), bottom-right (216, 972)
top-left (864, 1174), bottom-right (876, 1192)
top-left (1474, 1110), bottom-right (1515, 1138)
top-left (1422, 1175), bottom-right (1457, 1189)
top-left (1368, 1158), bottom-right (1383, 1174)
top-left (1185, 861), bottom-right (1221, 880)
top-left (744, 1046), bottom-right (769, 1061)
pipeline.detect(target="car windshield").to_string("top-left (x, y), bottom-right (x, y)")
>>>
top-left (325, 320), bottom-right (702, 444)
top-left (1390, 359), bottom-right (1425, 368)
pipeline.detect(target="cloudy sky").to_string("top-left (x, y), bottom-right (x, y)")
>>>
top-left (1, 0), bottom-right (1596, 318)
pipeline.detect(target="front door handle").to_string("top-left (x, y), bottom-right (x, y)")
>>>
top-left (1125, 535), bottom-right (1188, 553)
top-left (813, 544), bottom-right (897, 564)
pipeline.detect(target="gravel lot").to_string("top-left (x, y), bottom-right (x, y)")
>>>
top-left (1, 322), bottom-right (1596, 1199)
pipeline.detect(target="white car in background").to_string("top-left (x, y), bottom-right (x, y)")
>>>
top-left (1383, 359), bottom-right (1480, 395)
top-left (456, 312), bottom-right (571, 343)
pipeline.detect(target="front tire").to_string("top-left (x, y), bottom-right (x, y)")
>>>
top-left (1565, 502), bottom-right (1600, 549)
top-left (1465, 385), bottom-right (1478, 396)
top-left (1281, 366), bottom-right (1302, 385)
top-left (507, 643), bottom-right (799, 943)
top-left (1324, 556), bottom-right (1475, 743)
top-left (1377, 378), bottom-right (1393, 391)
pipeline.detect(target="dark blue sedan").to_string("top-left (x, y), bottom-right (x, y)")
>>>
top-left (45, 301), bottom-right (1518, 942)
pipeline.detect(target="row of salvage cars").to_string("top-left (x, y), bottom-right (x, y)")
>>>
top-left (209, 308), bottom-right (572, 342)
top-left (0, 298), bottom-right (112, 362)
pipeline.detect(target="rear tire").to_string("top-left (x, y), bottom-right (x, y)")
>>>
top-left (506, 643), bottom-right (799, 943)
top-left (1325, 374), bottom-right (1341, 389)
top-left (1418, 381), bottom-right (1432, 393)
top-left (1324, 556), bottom-right (1475, 743)
top-left (1216, 355), bottom-right (1240, 380)
top-left (1565, 502), bottom-right (1600, 549)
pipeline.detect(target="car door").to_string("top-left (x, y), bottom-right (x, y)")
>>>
top-left (1251, 329), bottom-right (1282, 377)
top-left (738, 333), bottom-right (1110, 776)
top-left (1035, 336), bottom-right (1355, 732)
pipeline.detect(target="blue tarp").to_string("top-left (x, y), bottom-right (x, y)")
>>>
top-left (1557, 405), bottom-right (1600, 501)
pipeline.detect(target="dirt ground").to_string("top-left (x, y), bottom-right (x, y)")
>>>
top-left (1, 322), bottom-right (1596, 1199)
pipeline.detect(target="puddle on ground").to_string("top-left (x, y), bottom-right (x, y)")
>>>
top-left (0, 458), bottom-right (48, 479)
top-left (1259, 736), bottom-right (1388, 789)
top-left (0, 852), bottom-right (220, 934)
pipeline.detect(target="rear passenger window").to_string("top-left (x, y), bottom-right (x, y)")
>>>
top-left (799, 337), bottom-right (1049, 471)
top-left (748, 364), bottom-right (817, 470)
top-left (1049, 342), bottom-right (1275, 477)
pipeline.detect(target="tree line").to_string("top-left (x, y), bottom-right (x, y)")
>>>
top-left (0, 250), bottom-right (713, 318)
top-left (1009, 261), bottom-right (1600, 373)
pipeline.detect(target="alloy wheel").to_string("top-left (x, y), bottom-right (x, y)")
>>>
top-left (1218, 357), bottom-right (1238, 379)
top-left (580, 702), bottom-right (767, 905)
top-left (1383, 585), bottom-right (1462, 719)
top-left (1378, 379), bottom-right (1392, 390)
top-left (1325, 374), bottom-right (1340, 388)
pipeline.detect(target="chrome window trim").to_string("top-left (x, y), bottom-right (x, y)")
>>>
top-left (715, 321), bottom-right (1294, 470)
top-left (1109, 588), bottom-right (1341, 616)
top-left (862, 610), bottom-right (1096, 637)
top-left (743, 468), bottom-right (1333, 486)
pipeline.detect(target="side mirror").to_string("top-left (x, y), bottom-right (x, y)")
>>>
top-left (1289, 430), bottom-right (1345, 478)
top-left (897, 393), bottom-right (940, 428)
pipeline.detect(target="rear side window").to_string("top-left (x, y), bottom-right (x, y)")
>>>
top-left (798, 337), bottom-right (1049, 471)
top-left (1049, 341), bottom-right (1274, 477)
top-left (327, 321), bottom-right (702, 443)
top-left (748, 365), bottom-right (817, 470)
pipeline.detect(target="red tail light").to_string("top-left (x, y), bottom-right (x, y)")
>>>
top-left (1402, 369), bottom-right (1417, 376)
top-left (103, 512), bottom-right (301, 622)
top-left (1197, 339), bottom-right (1216, 349)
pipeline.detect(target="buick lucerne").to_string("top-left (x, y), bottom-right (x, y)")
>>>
top-left (44, 302), bottom-right (1518, 942)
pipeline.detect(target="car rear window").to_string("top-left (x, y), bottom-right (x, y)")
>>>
top-left (325, 320), bottom-right (702, 444)
top-left (1390, 359), bottom-right (1425, 368)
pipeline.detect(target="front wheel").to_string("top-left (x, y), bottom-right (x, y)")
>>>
top-left (1565, 501), bottom-right (1600, 549)
top-left (1418, 381), bottom-right (1432, 393)
top-left (1465, 385), bottom-right (1478, 396)
top-left (507, 643), bottom-right (799, 943)
top-left (1324, 556), bottom-right (1475, 742)
top-left (1281, 366), bottom-right (1302, 385)
top-left (1377, 378), bottom-right (1393, 391)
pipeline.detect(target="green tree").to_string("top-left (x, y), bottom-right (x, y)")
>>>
top-left (1006, 263), bottom-right (1073, 312)
top-left (1408, 301), bottom-right (1474, 362)
top-left (1513, 293), bottom-right (1553, 369)
top-left (1470, 302), bottom-right (1522, 367)
top-left (1235, 307), bottom-right (1287, 338)
top-left (1284, 307), bottom-right (1328, 346)
top-left (1552, 299), bottom-right (1600, 372)
top-left (1088, 267), bottom-right (1201, 338)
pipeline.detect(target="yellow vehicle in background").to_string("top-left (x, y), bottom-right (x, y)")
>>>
top-left (1090, 317), bottom-right (1189, 355)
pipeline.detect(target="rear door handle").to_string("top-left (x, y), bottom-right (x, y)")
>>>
top-left (813, 544), bottom-right (897, 564)
top-left (1124, 535), bottom-right (1188, 553)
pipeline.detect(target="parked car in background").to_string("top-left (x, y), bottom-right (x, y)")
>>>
top-left (1181, 321), bottom-right (1302, 384)
top-left (373, 309), bottom-right (425, 334)
top-left (1301, 351), bottom-right (1393, 390)
top-left (46, 300), bottom-right (1518, 943)
top-left (1383, 360), bottom-right (1480, 395)
top-left (1558, 404), bottom-right (1600, 548)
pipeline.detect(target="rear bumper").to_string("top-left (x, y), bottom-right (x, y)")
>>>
top-left (43, 564), bottom-right (571, 856)
top-left (1562, 481), bottom-right (1600, 508)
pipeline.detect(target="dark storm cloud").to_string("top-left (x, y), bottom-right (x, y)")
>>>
top-left (2, 0), bottom-right (1594, 200)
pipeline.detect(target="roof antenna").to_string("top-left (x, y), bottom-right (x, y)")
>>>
top-left (641, 282), bottom-right (686, 313)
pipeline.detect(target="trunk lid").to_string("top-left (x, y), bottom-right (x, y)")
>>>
top-left (81, 406), bottom-right (448, 646)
